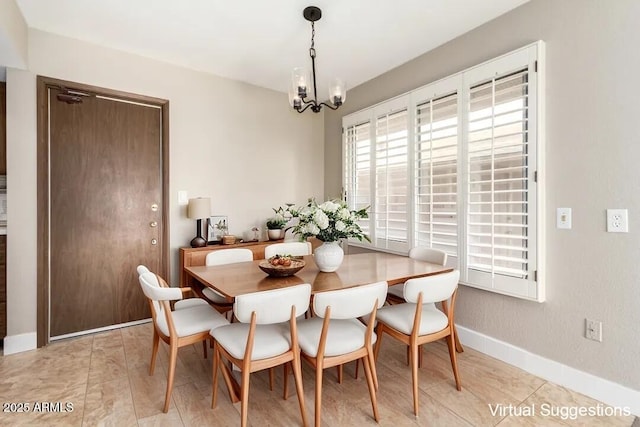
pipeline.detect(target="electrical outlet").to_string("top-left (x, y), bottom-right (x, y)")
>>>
top-left (585, 319), bottom-right (602, 342)
top-left (606, 209), bottom-right (628, 232)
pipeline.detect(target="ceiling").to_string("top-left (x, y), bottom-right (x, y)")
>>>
top-left (15, 0), bottom-right (529, 95)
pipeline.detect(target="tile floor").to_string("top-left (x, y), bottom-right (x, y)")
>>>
top-left (0, 322), bottom-right (635, 426)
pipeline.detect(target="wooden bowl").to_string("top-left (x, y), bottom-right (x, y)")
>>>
top-left (258, 259), bottom-right (306, 277)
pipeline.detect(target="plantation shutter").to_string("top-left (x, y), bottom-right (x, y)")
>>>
top-left (374, 106), bottom-right (409, 252)
top-left (344, 120), bottom-right (372, 237)
top-left (466, 66), bottom-right (535, 294)
top-left (414, 92), bottom-right (459, 258)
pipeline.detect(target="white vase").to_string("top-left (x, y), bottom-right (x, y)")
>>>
top-left (314, 241), bottom-right (344, 272)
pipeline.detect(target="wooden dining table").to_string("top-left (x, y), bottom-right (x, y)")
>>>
top-left (185, 251), bottom-right (463, 353)
top-left (184, 252), bottom-right (453, 302)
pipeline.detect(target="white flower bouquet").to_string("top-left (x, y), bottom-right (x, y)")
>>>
top-left (289, 199), bottom-right (370, 243)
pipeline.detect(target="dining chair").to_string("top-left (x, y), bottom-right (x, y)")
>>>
top-left (374, 270), bottom-right (461, 417)
top-left (386, 247), bottom-right (448, 304)
top-left (138, 271), bottom-right (229, 413)
top-left (385, 247), bottom-right (463, 355)
top-left (201, 248), bottom-right (254, 314)
top-left (296, 281), bottom-right (388, 426)
top-left (137, 265), bottom-right (209, 310)
top-left (210, 283), bottom-right (311, 427)
top-left (264, 241), bottom-right (312, 259)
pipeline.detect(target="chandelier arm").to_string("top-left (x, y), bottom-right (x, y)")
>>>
top-left (296, 103), bottom-right (315, 114)
top-left (318, 101), bottom-right (340, 111)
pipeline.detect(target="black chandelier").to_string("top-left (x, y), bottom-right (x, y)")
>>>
top-left (289, 6), bottom-right (346, 113)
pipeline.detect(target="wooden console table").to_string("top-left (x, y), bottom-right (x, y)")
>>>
top-left (179, 240), bottom-right (285, 286)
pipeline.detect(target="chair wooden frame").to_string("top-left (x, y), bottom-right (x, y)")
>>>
top-left (374, 285), bottom-right (461, 417)
top-left (212, 298), bottom-right (309, 427)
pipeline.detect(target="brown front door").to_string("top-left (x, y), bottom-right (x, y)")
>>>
top-left (45, 83), bottom-right (166, 338)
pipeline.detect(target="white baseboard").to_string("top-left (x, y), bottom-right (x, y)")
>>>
top-left (3, 332), bottom-right (37, 355)
top-left (456, 325), bottom-right (640, 417)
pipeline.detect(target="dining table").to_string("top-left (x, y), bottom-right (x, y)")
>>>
top-left (185, 251), bottom-right (463, 352)
top-left (184, 251), bottom-right (453, 302)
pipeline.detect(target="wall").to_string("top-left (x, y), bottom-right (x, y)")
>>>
top-left (0, 0), bottom-right (28, 70)
top-left (324, 0), bottom-right (640, 391)
top-left (5, 29), bottom-right (323, 351)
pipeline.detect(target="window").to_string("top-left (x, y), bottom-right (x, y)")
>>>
top-left (343, 42), bottom-right (544, 301)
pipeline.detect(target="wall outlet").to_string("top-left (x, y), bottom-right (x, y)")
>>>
top-left (585, 318), bottom-right (602, 342)
top-left (606, 209), bottom-right (628, 232)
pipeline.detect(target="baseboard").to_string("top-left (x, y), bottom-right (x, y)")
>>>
top-left (3, 332), bottom-right (37, 355)
top-left (456, 325), bottom-right (640, 417)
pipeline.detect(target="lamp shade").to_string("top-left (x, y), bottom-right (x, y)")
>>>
top-left (187, 197), bottom-right (211, 219)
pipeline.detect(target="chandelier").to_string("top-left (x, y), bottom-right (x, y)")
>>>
top-left (289, 6), bottom-right (346, 113)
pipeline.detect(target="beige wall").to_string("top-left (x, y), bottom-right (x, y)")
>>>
top-left (5, 29), bottom-right (323, 344)
top-left (325, 0), bottom-right (640, 390)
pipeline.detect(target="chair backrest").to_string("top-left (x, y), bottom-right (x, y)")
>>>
top-left (139, 272), bottom-right (183, 336)
top-left (408, 247), bottom-right (448, 266)
top-left (313, 281), bottom-right (388, 319)
top-left (403, 270), bottom-right (460, 304)
top-left (233, 283), bottom-right (312, 324)
top-left (264, 242), bottom-right (312, 259)
top-left (205, 248), bottom-right (253, 266)
top-left (139, 272), bottom-right (182, 302)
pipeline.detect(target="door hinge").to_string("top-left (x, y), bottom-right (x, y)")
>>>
top-left (534, 270), bottom-right (538, 281)
top-left (534, 60), bottom-right (538, 73)
top-left (534, 171), bottom-right (538, 182)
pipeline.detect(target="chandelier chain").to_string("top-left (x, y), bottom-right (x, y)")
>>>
top-left (310, 22), bottom-right (316, 58)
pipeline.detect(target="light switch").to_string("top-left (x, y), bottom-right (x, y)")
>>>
top-left (178, 190), bottom-right (188, 205)
top-left (557, 208), bottom-right (572, 229)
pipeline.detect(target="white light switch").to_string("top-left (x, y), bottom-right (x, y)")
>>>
top-left (557, 208), bottom-right (572, 229)
top-left (178, 190), bottom-right (188, 205)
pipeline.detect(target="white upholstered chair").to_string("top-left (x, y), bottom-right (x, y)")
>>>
top-left (385, 247), bottom-right (463, 356)
top-left (264, 241), bottom-right (312, 259)
top-left (210, 283), bottom-right (311, 427)
top-left (138, 271), bottom-right (229, 413)
top-left (374, 270), bottom-right (461, 416)
top-left (296, 281), bottom-right (388, 426)
top-left (201, 248), bottom-right (254, 313)
top-left (386, 247), bottom-right (448, 303)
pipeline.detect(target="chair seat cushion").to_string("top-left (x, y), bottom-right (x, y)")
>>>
top-left (158, 304), bottom-right (229, 338)
top-left (297, 317), bottom-right (376, 358)
top-left (202, 287), bottom-right (231, 304)
top-left (174, 298), bottom-right (209, 310)
top-left (211, 323), bottom-right (291, 360)
top-left (376, 303), bottom-right (448, 336)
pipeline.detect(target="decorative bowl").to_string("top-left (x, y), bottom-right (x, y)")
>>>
top-left (258, 259), bottom-right (306, 277)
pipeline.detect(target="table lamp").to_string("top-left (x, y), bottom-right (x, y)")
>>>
top-left (187, 197), bottom-right (211, 248)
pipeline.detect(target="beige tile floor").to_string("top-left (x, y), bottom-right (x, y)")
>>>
top-left (0, 322), bottom-right (635, 426)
